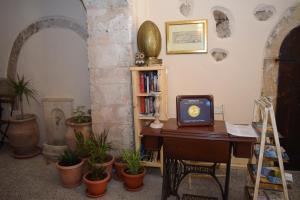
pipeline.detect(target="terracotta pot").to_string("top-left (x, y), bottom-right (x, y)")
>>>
top-left (122, 168), bottom-right (146, 191)
top-left (95, 154), bottom-right (115, 180)
top-left (56, 159), bottom-right (84, 188)
top-left (114, 157), bottom-right (126, 181)
top-left (83, 172), bottom-right (110, 198)
top-left (7, 114), bottom-right (40, 158)
top-left (65, 117), bottom-right (91, 151)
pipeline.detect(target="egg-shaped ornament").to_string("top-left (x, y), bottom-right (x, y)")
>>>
top-left (137, 21), bottom-right (162, 65)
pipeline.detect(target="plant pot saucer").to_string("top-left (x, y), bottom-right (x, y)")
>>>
top-left (12, 146), bottom-right (41, 159)
top-left (85, 189), bottom-right (106, 198)
top-left (123, 183), bottom-right (144, 192)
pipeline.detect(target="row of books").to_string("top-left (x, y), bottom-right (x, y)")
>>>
top-left (139, 71), bottom-right (159, 93)
top-left (140, 144), bottom-right (160, 162)
top-left (141, 150), bottom-right (159, 162)
top-left (140, 96), bottom-right (155, 115)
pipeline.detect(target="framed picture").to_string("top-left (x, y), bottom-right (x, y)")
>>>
top-left (166, 19), bottom-right (208, 54)
top-left (176, 95), bottom-right (214, 127)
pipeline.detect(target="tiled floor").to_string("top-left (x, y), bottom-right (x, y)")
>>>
top-left (0, 146), bottom-right (299, 200)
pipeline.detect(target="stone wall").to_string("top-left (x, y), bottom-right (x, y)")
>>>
top-left (83, 0), bottom-right (134, 151)
top-left (262, 3), bottom-right (300, 107)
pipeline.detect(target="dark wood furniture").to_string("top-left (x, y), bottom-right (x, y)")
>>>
top-left (0, 95), bottom-right (14, 148)
top-left (141, 118), bottom-right (256, 200)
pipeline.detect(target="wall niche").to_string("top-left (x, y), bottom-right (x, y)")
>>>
top-left (212, 6), bottom-right (233, 38)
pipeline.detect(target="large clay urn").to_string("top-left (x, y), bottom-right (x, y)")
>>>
top-left (137, 20), bottom-right (162, 59)
top-left (7, 114), bottom-right (40, 158)
top-left (65, 117), bottom-right (92, 151)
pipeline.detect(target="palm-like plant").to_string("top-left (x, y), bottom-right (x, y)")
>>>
top-left (87, 129), bottom-right (112, 163)
top-left (8, 74), bottom-right (37, 120)
top-left (122, 149), bottom-right (142, 175)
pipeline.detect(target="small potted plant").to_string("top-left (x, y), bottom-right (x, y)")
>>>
top-left (83, 156), bottom-right (110, 197)
top-left (122, 149), bottom-right (146, 191)
top-left (7, 74), bottom-right (40, 158)
top-left (65, 106), bottom-right (92, 150)
top-left (114, 153), bottom-right (126, 181)
top-left (87, 129), bottom-right (114, 180)
top-left (56, 150), bottom-right (84, 188)
top-left (75, 131), bottom-right (90, 174)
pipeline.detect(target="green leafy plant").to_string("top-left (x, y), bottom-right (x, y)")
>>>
top-left (58, 150), bottom-right (81, 166)
top-left (75, 131), bottom-right (90, 158)
top-left (87, 129), bottom-right (112, 164)
top-left (86, 156), bottom-right (107, 181)
top-left (122, 149), bottom-right (142, 175)
top-left (72, 106), bottom-right (91, 123)
top-left (8, 74), bottom-right (38, 120)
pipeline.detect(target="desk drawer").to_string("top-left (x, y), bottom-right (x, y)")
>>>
top-left (163, 138), bottom-right (230, 163)
top-left (233, 142), bottom-right (253, 158)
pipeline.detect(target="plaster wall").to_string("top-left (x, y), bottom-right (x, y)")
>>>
top-left (137, 0), bottom-right (299, 123)
top-left (0, 0), bottom-right (89, 144)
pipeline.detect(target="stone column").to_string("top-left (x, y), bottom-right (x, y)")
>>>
top-left (83, 0), bottom-right (134, 150)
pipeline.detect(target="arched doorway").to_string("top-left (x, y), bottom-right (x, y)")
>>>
top-left (276, 26), bottom-right (300, 170)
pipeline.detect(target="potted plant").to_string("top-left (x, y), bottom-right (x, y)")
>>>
top-left (7, 74), bottom-right (40, 158)
top-left (87, 129), bottom-right (114, 180)
top-left (122, 149), bottom-right (146, 191)
top-left (56, 149), bottom-right (84, 188)
top-left (114, 154), bottom-right (126, 181)
top-left (75, 131), bottom-right (90, 174)
top-left (65, 106), bottom-right (92, 150)
top-left (83, 156), bottom-right (110, 197)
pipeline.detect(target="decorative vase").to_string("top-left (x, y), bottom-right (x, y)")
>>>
top-left (7, 114), bottom-right (40, 158)
top-left (56, 159), bottom-right (84, 188)
top-left (83, 172), bottom-right (110, 198)
top-left (137, 20), bottom-right (162, 63)
top-left (65, 117), bottom-right (92, 151)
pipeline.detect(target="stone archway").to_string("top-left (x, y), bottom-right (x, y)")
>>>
top-left (262, 3), bottom-right (300, 107)
top-left (7, 16), bottom-right (88, 80)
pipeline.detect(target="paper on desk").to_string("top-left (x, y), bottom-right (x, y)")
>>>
top-left (225, 122), bottom-right (258, 138)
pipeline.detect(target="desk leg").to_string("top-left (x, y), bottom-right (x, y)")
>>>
top-left (224, 143), bottom-right (232, 200)
top-left (162, 156), bottom-right (182, 200)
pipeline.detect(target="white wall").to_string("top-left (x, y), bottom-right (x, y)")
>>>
top-left (136, 0), bottom-right (299, 123)
top-left (0, 0), bottom-right (89, 144)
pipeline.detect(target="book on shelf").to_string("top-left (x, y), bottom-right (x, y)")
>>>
top-left (254, 144), bottom-right (289, 161)
top-left (248, 164), bottom-right (293, 185)
top-left (245, 186), bottom-right (284, 200)
top-left (139, 71), bottom-right (159, 94)
top-left (141, 149), bottom-right (159, 162)
top-left (139, 96), bottom-right (155, 116)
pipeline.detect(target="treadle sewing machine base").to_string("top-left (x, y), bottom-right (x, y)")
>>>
top-left (141, 119), bottom-right (256, 200)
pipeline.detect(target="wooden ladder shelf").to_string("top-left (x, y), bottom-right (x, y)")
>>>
top-left (252, 97), bottom-right (289, 200)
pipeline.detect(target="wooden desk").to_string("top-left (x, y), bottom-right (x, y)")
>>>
top-left (141, 118), bottom-right (256, 200)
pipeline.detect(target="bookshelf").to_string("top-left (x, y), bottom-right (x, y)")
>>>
top-left (130, 65), bottom-right (168, 174)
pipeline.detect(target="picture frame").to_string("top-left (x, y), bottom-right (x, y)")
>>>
top-left (166, 19), bottom-right (208, 54)
top-left (176, 95), bottom-right (214, 127)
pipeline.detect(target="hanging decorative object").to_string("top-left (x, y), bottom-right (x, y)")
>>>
top-left (137, 21), bottom-right (162, 65)
top-left (179, 0), bottom-right (193, 17)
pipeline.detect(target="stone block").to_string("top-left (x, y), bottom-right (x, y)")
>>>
top-left (92, 122), bottom-right (133, 150)
top-left (90, 83), bottom-right (132, 105)
top-left (88, 43), bottom-right (132, 68)
top-left (89, 67), bottom-right (130, 84)
top-left (92, 105), bottom-right (132, 124)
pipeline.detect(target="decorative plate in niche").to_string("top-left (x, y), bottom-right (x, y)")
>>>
top-left (254, 4), bottom-right (276, 21)
top-left (211, 6), bottom-right (233, 38)
top-left (210, 48), bottom-right (228, 62)
top-left (179, 0), bottom-right (193, 17)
